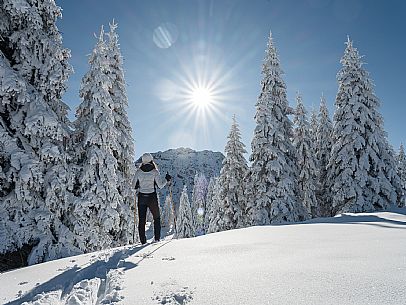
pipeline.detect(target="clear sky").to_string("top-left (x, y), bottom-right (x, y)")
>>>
top-left (58, 0), bottom-right (406, 158)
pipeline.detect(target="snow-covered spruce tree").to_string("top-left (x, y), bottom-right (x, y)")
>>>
top-left (106, 21), bottom-right (135, 240)
top-left (381, 142), bottom-right (403, 206)
top-left (175, 186), bottom-right (195, 238)
top-left (191, 172), bottom-right (208, 235)
top-left (207, 179), bottom-right (224, 233)
top-left (396, 144), bottom-right (406, 207)
top-left (204, 177), bottom-right (217, 233)
top-left (218, 115), bottom-right (248, 230)
top-left (0, 0), bottom-right (79, 265)
top-left (246, 32), bottom-right (307, 225)
top-left (71, 26), bottom-right (131, 252)
top-left (293, 94), bottom-right (318, 217)
top-left (315, 94), bottom-right (333, 216)
top-left (327, 38), bottom-right (399, 214)
top-left (161, 194), bottom-right (175, 229)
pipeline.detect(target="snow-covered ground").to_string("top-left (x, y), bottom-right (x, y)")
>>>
top-left (1, 209), bottom-right (405, 305)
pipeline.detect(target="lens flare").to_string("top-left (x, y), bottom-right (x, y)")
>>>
top-left (197, 207), bottom-right (205, 216)
top-left (153, 23), bottom-right (179, 49)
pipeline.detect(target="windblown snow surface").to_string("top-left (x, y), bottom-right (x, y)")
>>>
top-left (1, 209), bottom-right (405, 305)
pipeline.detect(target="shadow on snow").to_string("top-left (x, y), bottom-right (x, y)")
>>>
top-left (5, 243), bottom-right (148, 305)
top-left (294, 207), bottom-right (406, 229)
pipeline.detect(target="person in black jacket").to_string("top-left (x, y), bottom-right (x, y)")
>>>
top-left (134, 153), bottom-right (171, 244)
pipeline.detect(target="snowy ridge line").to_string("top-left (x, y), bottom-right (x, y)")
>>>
top-left (4, 240), bottom-right (173, 305)
top-left (140, 148), bottom-right (224, 210)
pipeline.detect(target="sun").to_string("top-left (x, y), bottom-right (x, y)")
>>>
top-left (191, 87), bottom-right (213, 108)
top-left (155, 47), bottom-right (238, 148)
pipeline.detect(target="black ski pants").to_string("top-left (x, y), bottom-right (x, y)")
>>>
top-left (138, 192), bottom-right (161, 244)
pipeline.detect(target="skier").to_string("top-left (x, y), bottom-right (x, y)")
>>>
top-left (134, 153), bottom-right (172, 244)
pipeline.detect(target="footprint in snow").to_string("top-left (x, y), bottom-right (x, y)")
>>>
top-left (135, 253), bottom-right (154, 259)
top-left (57, 265), bottom-right (74, 272)
top-left (153, 287), bottom-right (194, 304)
top-left (162, 257), bottom-right (176, 261)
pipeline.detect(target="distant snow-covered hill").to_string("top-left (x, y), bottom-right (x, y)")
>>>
top-left (136, 148), bottom-right (224, 207)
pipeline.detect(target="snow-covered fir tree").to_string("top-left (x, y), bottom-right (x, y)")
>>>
top-left (315, 94), bottom-right (333, 216)
top-left (381, 142), bottom-right (403, 206)
top-left (396, 144), bottom-right (406, 207)
top-left (203, 177), bottom-right (217, 232)
top-left (191, 172), bottom-right (208, 235)
top-left (246, 32), bottom-right (307, 225)
top-left (0, 0), bottom-right (79, 265)
top-left (175, 186), bottom-right (195, 238)
top-left (218, 116), bottom-right (248, 229)
top-left (293, 94), bottom-right (318, 217)
top-left (71, 25), bottom-right (132, 252)
top-left (207, 179), bottom-right (224, 233)
top-left (106, 20), bottom-right (135, 233)
top-left (327, 38), bottom-right (399, 214)
top-left (161, 194), bottom-right (175, 229)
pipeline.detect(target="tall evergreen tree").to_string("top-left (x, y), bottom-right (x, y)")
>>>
top-left (175, 186), bottom-right (195, 238)
top-left (246, 32), bottom-right (307, 225)
top-left (396, 144), bottom-right (406, 207)
top-left (293, 94), bottom-right (318, 217)
top-left (0, 0), bottom-right (78, 265)
top-left (105, 21), bottom-right (135, 244)
top-left (218, 116), bottom-right (248, 229)
top-left (327, 38), bottom-right (398, 214)
top-left (106, 20), bottom-right (135, 233)
top-left (71, 25), bottom-right (131, 252)
top-left (315, 94), bottom-right (333, 216)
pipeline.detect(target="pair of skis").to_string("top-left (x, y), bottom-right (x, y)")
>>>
top-left (132, 180), bottom-right (177, 244)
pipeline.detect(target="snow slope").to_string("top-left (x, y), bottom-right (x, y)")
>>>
top-left (1, 210), bottom-right (405, 305)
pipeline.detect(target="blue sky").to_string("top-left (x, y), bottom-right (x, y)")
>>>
top-left (58, 0), bottom-right (406, 158)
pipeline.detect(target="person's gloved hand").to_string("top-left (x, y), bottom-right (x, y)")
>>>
top-left (165, 172), bottom-right (172, 182)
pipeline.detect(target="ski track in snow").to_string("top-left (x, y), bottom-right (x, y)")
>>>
top-left (1, 223), bottom-right (173, 305)
top-left (6, 236), bottom-right (173, 305)
top-left (13, 248), bottom-right (130, 305)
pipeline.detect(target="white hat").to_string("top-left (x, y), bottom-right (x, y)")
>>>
top-left (141, 153), bottom-right (153, 164)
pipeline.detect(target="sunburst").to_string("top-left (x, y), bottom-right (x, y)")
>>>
top-left (191, 87), bottom-right (213, 108)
